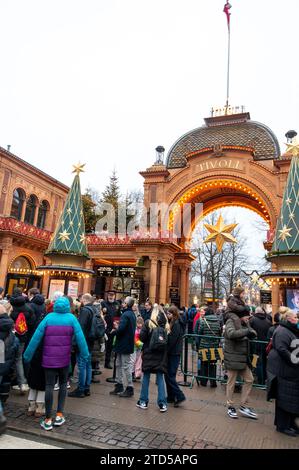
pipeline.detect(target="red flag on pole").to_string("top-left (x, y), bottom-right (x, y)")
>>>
top-left (223, 1), bottom-right (232, 30)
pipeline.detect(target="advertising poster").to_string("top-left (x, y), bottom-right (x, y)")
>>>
top-left (68, 281), bottom-right (79, 299)
top-left (48, 279), bottom-right (65, 300)
top-left (286, 289), bottom-right (299, 313)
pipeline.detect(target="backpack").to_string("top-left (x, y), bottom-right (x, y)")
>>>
top-left (15, 312), bottom-right (28, 335)
top-left (86, 306), bottom-right (106, 341)
top-left (149, 320), bottom-right (168, 352)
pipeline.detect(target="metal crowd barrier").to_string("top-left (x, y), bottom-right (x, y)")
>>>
top-left (178, 334), bottom-right (268, 390)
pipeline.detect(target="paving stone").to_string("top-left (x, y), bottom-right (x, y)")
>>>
top-left (107, 439), bottom-right (117, 445)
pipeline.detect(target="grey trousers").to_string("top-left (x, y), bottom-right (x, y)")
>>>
top-left (15, 342), bottom-right (27, 386)
top-left (115, 354), bottom-right (133, 388)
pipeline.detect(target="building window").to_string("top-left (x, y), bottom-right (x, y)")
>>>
top-left (10, 188), bottom-right (25, 220)
top-left (24, 195), bottom-right (38, 225)
top-left (37, 200), bottom-right (49, 229)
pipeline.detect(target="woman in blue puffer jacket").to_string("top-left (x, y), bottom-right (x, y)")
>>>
top-left (24, 297), bottom-right (89, 431)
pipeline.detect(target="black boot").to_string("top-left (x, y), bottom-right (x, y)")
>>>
top-left (0, 413), bottom-right (7, 436)
top-left (68, 388), bottom-right (85, 398)
top-left (109, 383), bottom-right (124, 395)
top-left (119, 386), bottom-right (134, 398)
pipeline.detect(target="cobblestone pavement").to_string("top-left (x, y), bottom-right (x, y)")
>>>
top-left (3, 368), bottom-right (299, 450)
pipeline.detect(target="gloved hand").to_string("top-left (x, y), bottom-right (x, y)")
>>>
top-left (247, 329), bottom-right (257, 340)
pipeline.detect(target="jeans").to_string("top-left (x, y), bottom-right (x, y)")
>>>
top-left (165, 355), bottom-right (185, 401)
top-left (16, 342), bottom-right (27, 386)
top-left (115, 353), bottom-right (133, 388)
top-left (77, 354), bottom-right (92, 392)
top-left (140, 372), bottom-right (167, 406)
top-left (44, 366), bottom-right (69, 419)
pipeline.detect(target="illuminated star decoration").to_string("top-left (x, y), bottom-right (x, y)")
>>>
top-left (66, 207), bottom-right (72, 214)
top-left (285, 138), bottom-right (299, 157)
top-left (251, 273), bottom-right (260, 284)
top-left (203, 215), bottom-right (238, 252)
top-left (80, 233), bottom-right (86, 244)
top-left (58, 230), bottom-right (71, 242)
top-left (278, 225), bottom-right (292, 241)
top-left (72, 162), bottom-right (86, 175)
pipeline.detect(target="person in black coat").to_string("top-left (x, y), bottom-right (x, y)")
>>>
top-left (136, 305), bottom-right (170, 412)
top-left (267, 312), bottom-right (280, 341)
top-left (140, 300), bottom-right (153, 323)
top-left (101, 291), bottom-right (121, 369)
top-left (68, 293), bottom-right (95, 398)
top-left (26, 308), bottom-right (48, 417)
top-left (250, 306), bottom-right (272, 385)
top-left (164, 306), bottom-right (186, 407)
top-left (10, 288), bottom-right (35, 393)
top-left (267, 310), bottom-right (299, 437)
top-left (0, 304), bottom-right (19, 435)
top-left (28, 288), bottom-right (46, 328)
top-left (250, 307), bottom-right (272, 341)
top-left (109, 297), bottom-right (136, 397)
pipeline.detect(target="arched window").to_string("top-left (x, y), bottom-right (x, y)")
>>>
top-left (10, 188), bottom-right (25, 220)
top-left (37, 200), bottom-right (49, 229)
top-left (24, 195), bottom-right (38, 225)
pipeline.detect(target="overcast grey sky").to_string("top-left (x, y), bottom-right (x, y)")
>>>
top-left (0, 0), bottom-right (296, 263)
top-left (1, 0), bottom-right (298, 191)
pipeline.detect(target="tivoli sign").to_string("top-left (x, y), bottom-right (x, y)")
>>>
top-left (195, 159), bottom-right (242, 173)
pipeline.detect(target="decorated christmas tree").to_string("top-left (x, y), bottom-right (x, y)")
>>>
top-left (46, 163), bottom-right (89, 258)
top-left (271, 156), bottom-right (299, 256)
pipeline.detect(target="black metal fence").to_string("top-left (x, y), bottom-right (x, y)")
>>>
top-left (179, 334), bottom-right (268, 390)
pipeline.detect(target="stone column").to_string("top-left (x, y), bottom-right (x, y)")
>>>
top-left (167, 261), bottom-right (173, 303)
top-left (271, 282), bottom-right (280, 321)
top-left (20, 199), bottom-right (26, 222)
top-left (33, 204), bottom-right (39, 226)
top-left (180, 266), bottom-right (187, 308)
top-left (83, 261), bottom-right (93, 293)
top-left (159, 259), bottom-right (169, 305)
top-left (149, 256), bottom-right (158, 303)
top-left (0, 237), bottom-right (12, 290)
top-left (185, 268), bottom-right (190, 307)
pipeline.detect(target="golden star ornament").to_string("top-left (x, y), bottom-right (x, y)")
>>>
top-left (278, 225), bottom-right (292, 241)
top-left (285, 138), bottom-right (299, 157)
top-left (80, 233), bottom-right (86, 244)
top-left (58, 230), bottom-right (71, 242)
top-left (72, 162), bottom-right (86, 175)
top-left (203, 215), bottom-right (238, 252)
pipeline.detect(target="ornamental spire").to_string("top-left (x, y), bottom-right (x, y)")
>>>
top-left (271, 156), bottom-right (299, 254)
top-left (46, 163), bottom-right (89, 258)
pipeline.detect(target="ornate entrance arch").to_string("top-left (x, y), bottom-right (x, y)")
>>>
top-left (140, 111), bottom-right (292, 306)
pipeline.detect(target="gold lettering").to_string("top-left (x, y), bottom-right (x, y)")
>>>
top-left (200, 349), bottom-right (209, 361)
top-left (210, 348), bottom-right (216, 361)
top-left (217, 348), bottom-right (224, 361)
top-left (235, 160), bottom-right (240, 170)
top-left (251, 354), bottom-right (259, 369)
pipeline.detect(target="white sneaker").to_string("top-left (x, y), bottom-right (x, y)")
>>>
top-left (20, 384), bottom-right (29, 395)
top-left (12, 385), bottom-right (20, 391)
top-left (239, 406), bottom-right (258, 420)
top-left (67, 381), bottom-right (71, 389)
top-left (54, 383), bottom-right (60, 391)
top-left (159, 404), bottom-right (168, 412)
top-left (227, 406), bottom-right (238, 419)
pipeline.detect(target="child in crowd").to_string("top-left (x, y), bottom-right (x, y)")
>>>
top-left (133, 316), bottom-right (144, 380)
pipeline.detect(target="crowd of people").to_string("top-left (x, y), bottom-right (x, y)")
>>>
top-left (0, 284), bottom-right (298, 438)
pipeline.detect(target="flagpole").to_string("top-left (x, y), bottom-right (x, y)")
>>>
top-left (226, 24), bottom-right (231, 110)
